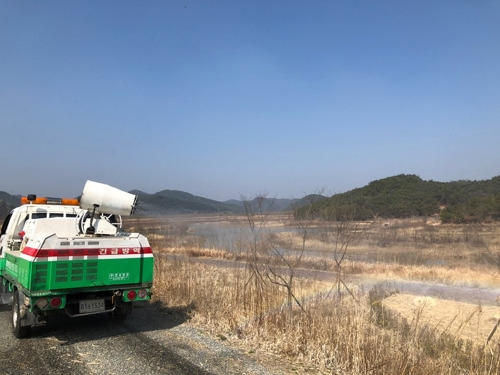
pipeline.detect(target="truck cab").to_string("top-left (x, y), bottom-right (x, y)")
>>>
top-left (0, 203), bottom-right (81, 253)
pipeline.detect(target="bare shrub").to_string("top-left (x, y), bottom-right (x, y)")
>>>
top-left (238, 193), bottom-right (322, 319)
top-left (320, 206), bottom-right (363, 300)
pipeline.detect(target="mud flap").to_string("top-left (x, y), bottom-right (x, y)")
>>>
top-left (18, 291), bottom-right (36, 327)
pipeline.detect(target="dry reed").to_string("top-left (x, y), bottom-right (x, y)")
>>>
top-left (138, 216), bottom-right (500, 374)
top-left (152, 254), bottom-right (500, 374)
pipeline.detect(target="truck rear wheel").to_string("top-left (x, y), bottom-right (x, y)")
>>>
top-left (12, 290), bottom-right (30, 338)
top-left (110, 306), bottom-right (128, 322)
top-left (110, 301), bottom-right (131, 322)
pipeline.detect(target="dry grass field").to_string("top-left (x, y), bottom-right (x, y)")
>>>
top-left (125, 214), bottom-right (500, 374)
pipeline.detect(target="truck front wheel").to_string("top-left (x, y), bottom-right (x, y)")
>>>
top-left (12, 290), bottom-right (30, 338)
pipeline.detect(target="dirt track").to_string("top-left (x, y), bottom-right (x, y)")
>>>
top-left (0, 301), bottom-right (283, 375)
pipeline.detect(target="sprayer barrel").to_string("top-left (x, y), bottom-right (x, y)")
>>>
top-left (80, 181), bottom-right (138, 216)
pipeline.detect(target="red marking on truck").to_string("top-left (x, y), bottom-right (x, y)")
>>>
top-left (20, 246), bottom-right (153, 262)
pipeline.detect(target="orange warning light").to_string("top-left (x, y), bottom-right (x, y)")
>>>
top-left (21, 197), bottom-right (80, 206)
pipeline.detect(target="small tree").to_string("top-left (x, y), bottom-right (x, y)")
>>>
top-left (265, 193), bottom-right (324, 317)
top-left (240, 193), bottom-right (272, 319)
top-left (326, 205), bottom-right (361, 301)
top-left (240, 192), bottom-right (320, 319)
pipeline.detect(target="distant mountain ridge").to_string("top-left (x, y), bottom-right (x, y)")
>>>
top-left (3, 174), bottom-right (499, 221)
top-left (224, 196), bottom-right (325, 213)
top-left (131, 189), bottom-right (244, 214)
top-left (131, 190), bottom-right (325, 215)
top-left (0, 187), bottom-right (325, 217)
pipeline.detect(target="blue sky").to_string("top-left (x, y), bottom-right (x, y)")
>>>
top-left (1, 1), bottom-right (499, 201)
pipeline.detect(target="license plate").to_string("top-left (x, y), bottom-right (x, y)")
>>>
top-left (79, 299), bottom-right (105, 313)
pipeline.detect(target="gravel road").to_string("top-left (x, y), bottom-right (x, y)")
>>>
top-left (0, 302), bottom-right (282, 375)
top-left (370, 279), bottom-right (500, 306)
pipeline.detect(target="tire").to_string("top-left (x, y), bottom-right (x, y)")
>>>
top-left (110, 302), bottom-right (130, 323)
top-left (12, 290), bottom-right (30, 338)
top-left (111, 311), bottom-right (128, 323)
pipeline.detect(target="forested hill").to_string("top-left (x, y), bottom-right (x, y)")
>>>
top-left (0, 192), bottom-right (21, 219)
top-left (304, 174), bottom-right (500, 223)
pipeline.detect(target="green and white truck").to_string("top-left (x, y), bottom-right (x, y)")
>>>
top-left (0, 181), bottom-right (154, 337)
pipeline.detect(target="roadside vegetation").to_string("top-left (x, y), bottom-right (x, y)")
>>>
top-left (128, 209), bottom-right (500, 375)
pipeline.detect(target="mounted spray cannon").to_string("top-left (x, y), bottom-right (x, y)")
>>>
top-left (78, 181), bottom-right (138, 235)
top-left (80, 180), bottom-right (138, 217)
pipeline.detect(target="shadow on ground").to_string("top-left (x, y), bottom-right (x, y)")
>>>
top-left (19, 300), bottom-right (192, 344)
